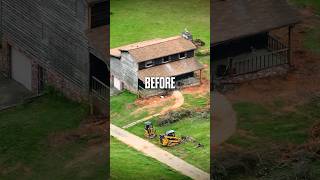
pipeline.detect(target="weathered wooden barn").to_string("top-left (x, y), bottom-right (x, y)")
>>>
top-left (0, 0), bottom-right (109, 102)
top-left (212, 0), bottom-right (300, 81)
top-left (110, 34), bottom-right (204, 97)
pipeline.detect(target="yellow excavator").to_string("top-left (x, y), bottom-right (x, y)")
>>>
top-left (144, 121), bottom-right (156, 139)
top-left (160, 130), bottom-right (181, 147)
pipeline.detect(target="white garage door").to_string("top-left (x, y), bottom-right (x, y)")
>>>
top-left (11, 48), bottom-right (32, 91)
top-left (113, 77), bottom-right (122, 90)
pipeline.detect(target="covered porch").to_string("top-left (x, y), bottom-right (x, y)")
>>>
top-left (213, 33), bottom-right (291, 77)
top-left (211, 0), bottom-right (300, 79)
top-left (138, 58), bottom-right (204, 97)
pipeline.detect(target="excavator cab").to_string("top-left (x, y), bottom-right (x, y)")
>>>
top-left (160, 130), bottom-right (181, 147)
top-left (144, 121), bottom-right (156, 139)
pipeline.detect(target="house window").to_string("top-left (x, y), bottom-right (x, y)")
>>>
top-left (145, 60), bottom-right (154, 67)
top-left (90, 1), bottom-right (108, 28)
top-left (162, 56), bottom-right (170, 63)
top-left (179, 52), bottom-right (187, 59)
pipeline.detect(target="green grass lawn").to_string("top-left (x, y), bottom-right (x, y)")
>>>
top-left (127, 115), bottom-right (210, 172)
top-left (290, 0), bottom-right (320, 13)
top-left (110, 138), bottom-right (190, 180)
top-left (304, 26), bottom-right (320, 54)
top-left (110, 0), bottom-right (210, 48)
top-left (0, 94), bottom-right (107, 179)
top-left (111, 89), bottom-right (210, 172)
top-left (110, 91), bottom-right (152, 127)
top-left (198, 55), bottom-right (211, 80)
top-left (219, 97), bottom-right (320, 179)
top-left (230, 99), bottom-right (320, 146)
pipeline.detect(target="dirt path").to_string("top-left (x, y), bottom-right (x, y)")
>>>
top-left (110, 124), bottom-right (210, 180)
top-left (122, 91), bottom-right (184, 129)
top-left (212, 92), bottom-right (237, 146)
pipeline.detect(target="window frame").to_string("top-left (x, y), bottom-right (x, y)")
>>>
top-left (179, 52), bottom-right (187, 59)
top-left (145, 60), bottom-right (154, 68)
top-left (162, 56), bottom-right (170, 63)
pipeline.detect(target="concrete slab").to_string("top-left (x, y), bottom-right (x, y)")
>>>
top-left (0, 74), bottom-right (33, 110)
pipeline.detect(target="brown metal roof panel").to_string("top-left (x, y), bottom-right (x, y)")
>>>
top-left (138, 58), bottom-right (204, 82)
top-left (212, 0), bottom-right (300, 44)
top-left (130, 37), bottom-right (196, 62)
top-left (87, 25), bottom-right (108, 59)
top-left (110, 36), bottom-right (197, 62)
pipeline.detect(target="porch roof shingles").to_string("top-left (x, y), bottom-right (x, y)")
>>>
top-left (138, 57), bottom-right (204, 82)
top-left (110, 36), bottom-right (197, 62)
top-left (212, 0), bottom-right (300, 44)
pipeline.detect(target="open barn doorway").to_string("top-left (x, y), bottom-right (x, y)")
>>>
top-left (90, 53), bottom-right (109, 100)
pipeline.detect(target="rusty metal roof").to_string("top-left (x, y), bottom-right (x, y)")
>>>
top-left (111, 36), bottom-right (197, 62)
top-left (212, 0), bottom-right (300, 44)
top-left (138, 58), bottom-right (204, 82)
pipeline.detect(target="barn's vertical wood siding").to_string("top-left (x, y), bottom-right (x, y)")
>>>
top-left (1, 0), bottom-right (90, 92)
top-left (110, 52), bottom-right (138, 93)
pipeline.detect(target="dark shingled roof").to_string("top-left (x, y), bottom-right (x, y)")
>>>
top-left (212, 0), bottom-right (300, 44)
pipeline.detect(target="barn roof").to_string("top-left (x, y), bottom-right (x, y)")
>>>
top-left (212, 0), bottom-right (300, 44)
top-left (138, 57), bottom-right (204, 82)
top-left (110, 36), bottom-right (197, 62)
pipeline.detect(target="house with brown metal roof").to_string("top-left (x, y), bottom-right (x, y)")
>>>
top-left (212, 0), bottom-right (300, 81)
top-left (110, 33), bottom-right (204, 97)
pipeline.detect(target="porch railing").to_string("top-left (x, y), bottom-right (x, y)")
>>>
top-left (90, 76), bottom-right (108, 101)
top-left (232, 48), bottom-right (288, 76)
top-left (268, 35), bottom-right (287, 51)
top-left (216, 35), bottom-right (289, 77)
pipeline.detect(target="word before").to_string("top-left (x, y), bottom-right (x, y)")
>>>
top-left (145, 77), bottom-right (176, 89)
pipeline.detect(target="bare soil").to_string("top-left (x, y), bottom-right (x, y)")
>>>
top-left (183, 79), bottom-right (210, 95)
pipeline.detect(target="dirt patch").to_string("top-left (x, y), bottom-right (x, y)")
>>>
top-left (48, 116), bottom-right (107, 147)
top-left (132, 93), bottom-right (175, 115)
top-left (64, 144), bottom-right (107, 169)
top-left (225, 9), bottom-right (320, 108)
top-left (183, 79), bottom-right (210, 95)
top-left (135, 92), bottom-right (174, 107)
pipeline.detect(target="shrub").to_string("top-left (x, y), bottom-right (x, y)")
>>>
top-left (157, 109), bottom-right (209, 126)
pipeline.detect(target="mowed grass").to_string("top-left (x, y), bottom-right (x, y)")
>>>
top-left (290, 0), bottom-right (320, 13)
top-left (183, 93), bottom-right (209, 109)
top-left (229, 99), bottom-right (320, 147)
top-left (110, 137), bottom-right (190, 180)
top-left (0, 94), bottom-right (108, 179)
top-left (218, 98), bottom-right (320, 179)
top-left (198, 55), bottom-right (211, 80)
top-left (304, 26), bottom-right (320, 54)
top-left (110, 91), bottom-right (149, 127)
top-left (287, 1), bottom-right (320, 53)
top-left (110, 0), bottom-right (210, 48)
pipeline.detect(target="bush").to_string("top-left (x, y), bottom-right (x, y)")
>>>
top-left (196, 49), bottom-right (210, 56)
top-left (157, 109), bottom-right (209, 126)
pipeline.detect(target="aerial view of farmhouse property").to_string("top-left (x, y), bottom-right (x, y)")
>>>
top-left (212, 0), bottom-right (320, 179)
top-left (109, 0), bottom-right (210, 179)
top-left (0, 1), bottom-right (108, 179)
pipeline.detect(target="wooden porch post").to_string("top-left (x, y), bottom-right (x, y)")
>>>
top-left (288, 25), bottom-right (293, 66)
